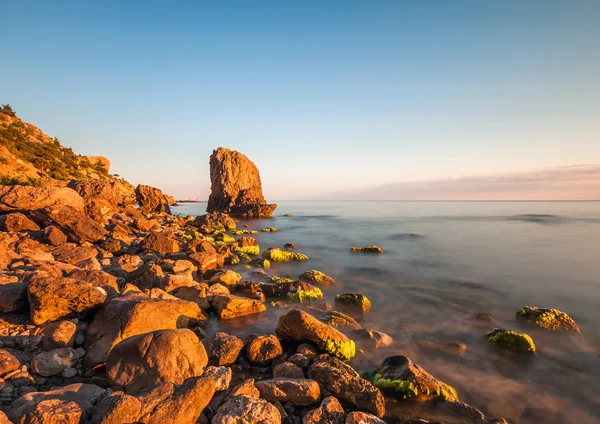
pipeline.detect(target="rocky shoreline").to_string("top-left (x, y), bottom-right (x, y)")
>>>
top-left (0, 149), bottom-right (583, 424)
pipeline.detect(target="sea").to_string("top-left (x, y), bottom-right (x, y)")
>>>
top-left (172, 201), bottom-right (600, 424)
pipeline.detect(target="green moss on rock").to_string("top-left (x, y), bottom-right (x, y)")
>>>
top-left (324, 338), bottom-right (356, 361)
top-left (262, 248), bottom-right (308, 262)
top-left (232, 229), bottom-right (258, 235)
top-left (299, 270), bottom-right (336, 285)
top-left (516, 306), bottom-right (580, 333)
top-left (487, 328), bottom-right (536, 353)
top-left (267, 276), bottom-right (295, 284)
top-left (234, 246), bottom-right (260, 256)
top-left (350, 245), bottom-right (383, 253)
top-left (261, 227), bottom-right (278, 232)
top-left (286, 286), bottom-right (323, 303)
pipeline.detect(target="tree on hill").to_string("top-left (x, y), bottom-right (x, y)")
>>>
top-left (1, 104), bottom-right (16, 117)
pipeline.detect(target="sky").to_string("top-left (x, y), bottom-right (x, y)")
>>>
top-left (1, 0), bottom-right (599, 200)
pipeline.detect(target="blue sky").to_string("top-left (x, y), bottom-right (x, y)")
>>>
top-left (2, 0), bottom-right (599, 199)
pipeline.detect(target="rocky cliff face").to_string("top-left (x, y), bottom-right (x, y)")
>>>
top-left (207, 148), bottom-right (276, 218)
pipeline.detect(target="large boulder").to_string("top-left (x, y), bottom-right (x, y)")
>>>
top-left (192, 212), bottom-right (236, 234)
top-left (90, 393), bottom-right (141, 424)
top-left (205, 332), bottom-right (245, 366)
top-left (516, 306), bottom-right (580, 333)
top-left (308, 355), bottom-right (385, 417)
top-left (255, 378), bottom-right (321, 406)
top-left (276, 309), bottom-right (356, 361)
top-left (46, 205), bottom-right (108, 243)
top-left (207, 147), bottom-right (277, 218)
top-left (0, 212), bottom-right (40, 232)
top-left (0, 186), bottom-right (85, 213)
top-left (0, 274), bottom-right (27, 313)
top-left (27, 276), bottom-right (107, 325)
top-left (139, 233), bottom-right (180, 255)
top-left (84, 293), bottom-right (205, 368)
top-left (213, 395), bottom-right (281, 424)
top-left (107, 329), bottom-right (208, 393)
top-left (67, 179), bottom-right (123, 218)
top-left (135, 185), bottom-right (171, 214)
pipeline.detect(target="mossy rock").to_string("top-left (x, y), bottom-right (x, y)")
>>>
top-left (283, 213), bottom-right (293, 217)
top-left (486, 328), bottom-right (536, 353)
top-left (516, 306), bottom-right (580, 333)
top-left (267, 276), bottom-right (295, 284)
top-left (335, 293), bottom-right (371, 316)
top-left (232, 229), bottom-right (258, 235)
top-left (261, 227), bottom-right (278, 232)
top-left (214, 233), bottom-right (235, 243)
top-left (287, 285), bottom-right (323, 303)
top-left (299, 270), bottom-right (337, 286)
top-left (350, 245), bottom-right (383, 253)
top-left (233, 245), bottom-right (260, 256)
top-left (262, 248), bottom-right (308, 262)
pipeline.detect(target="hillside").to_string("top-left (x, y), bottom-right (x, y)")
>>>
top-left (0, 104), bottom-right (128, 189)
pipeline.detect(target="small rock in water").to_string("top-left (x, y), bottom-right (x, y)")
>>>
top-left (299, 270), bottom-right (337, 286)
top-left (334, 293), bottom-right (372, 317)
top-left (284, 242), bottom-right (296, 249)
top-left (350, 245), bottom-right (383, 253)
top-left (263, 248), bottom-right (308, 262)
top-left (486, 328), bottom-right (536, 353)
top-left (261, 227), bottom-right (278, 232)
top-left (516, 306), bottom-right (580, 333)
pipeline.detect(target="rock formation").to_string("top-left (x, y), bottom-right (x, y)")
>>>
top-left (135, 184), bottom-right (171, 214)
top-left (207, 147), bottom-right (276, 218)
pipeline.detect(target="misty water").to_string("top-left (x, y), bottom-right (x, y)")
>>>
top-left (173, 201), bottom-right (600, 424)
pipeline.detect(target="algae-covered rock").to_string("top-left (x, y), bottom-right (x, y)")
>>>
top-left (267, 276), bottom-right (295, 284)
top-left (287, 283), bottom-right (323, 303)
top-left (335, 293), bottom-right (371, 317)
top-left (233, 245), bottom-right (260, 256)
top-left (232, 229), bottom-right (258, 235)
top-left (374, 355), bottom-right (458, 402)
top-left (263, 248), bottom-right (308, 262)
top-left (486, 328), bottom-right (536, 353)
top-left (516, 306), bottom-right (580, 333)
top-left (299, 270), bottom-right (337, 286)
top-left (350, 245), bottom-right (383, 253)
top-left (261, 227), bottom-right (277, 232)
top-left (214, 233), bottom-right (235, 243)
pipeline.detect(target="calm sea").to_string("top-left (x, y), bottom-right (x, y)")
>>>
top-left (172, 201), bottom-right (600, 424)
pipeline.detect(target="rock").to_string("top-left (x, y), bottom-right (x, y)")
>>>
top-left (285, 281), bottom-right (323, 303)
top-left (62, 366), bottom-right (78, 378)
top-left (171, 284), bottom-right (210, 310)
top-left (229, 378), bottom-right (260, 398)
top-left (27, 276), bottom-right (107, 325)
top-left (138, 376), bottom-right (216, 424)
top-left (255, 378), bottom-right (320, 406)
top-left (350, 245), bottom-right (383, 253)
top-left (373, 355), bottom-right (458, 402)
top-left (0, 411), bottom-right (11, 424)
top-left (213, 394), bottom-right (281, 424)
top-left (84, 294), bottom-right (205, 368)
top-left (189, 251), bottom-right (222, 274)
top-left (349, 329), bottom-right (393, 349)
top-left (160, 272), bottom-right (196, 292)
top-left (276, 309), bottom-right (356, 361)
top-left (90, 393), bottom-right (141, 424)
top-left (303, 396), bottom-right (345, 424)
top-left (67, 180), bottom-right (123, 217)
top-left (68, 269), bottom-right (119, 296)
top-left (0, 186), bottom-right (85, 213)
top-left (210, 270), bottom-right (242, 287)
top-left (126, 263), bottom-right (165, 291)
top-left (192, 212), bottom-right (236, 234)
top-left (44, 225), bottom-right (68, 246)
top-left (203, 366), bottom-right (232, 391)
top-left (334, 293), bottom-right (371, 317)
top-left (0, 212), bottom-right (40, 232)
top-left (299, 270), bottom-right (337, 286)
top-left (213, 294), bottom-right (266, 320)
top-left (106, 328), bottom-right (208, 393)
top-left (288, 353), bottom-right (310, 369)
top-left (308, 355), bottom-right (385, 417)
top-left (31, 348), bottom-right (83, 377)
top-left (135, 184), bottom-right (171, 214)
top-left (486, 328), bottom-right (536, 353)
top-left (135, 383), bottom-right (175, 419)
top-left (313, 309), bottom-right (361, 331)
top-left (140, 233), bottom-right (180, 255)
top-left (260, 227), bottom-right (277, 232)
top-left (0, 349), bottom-right (21, 377)
top-left (47, 205), bottom-right (108, 243)
top-left (273, 362), bottom-right (305, 379)
top-left (0, 276), bottom-right (27, 313)
top-left (87, 156), bottom-right (111, 173)
top-left (417, 340), bottom-right (467, 356)
top-left (345, 412), bottom-right (386, 424)
top-left (207, 147), bottom-right (277, 218)
top-left (8, 383), bottom-right (105, 423)
top-left (53, 243), bottom-right (98, 265)
top-left (263, 248), bottom-right (308, 262)
top-left (516, 306), bottom-right (580, 333)
top-left (206, 332), bottom-right (245, 366)
top-left (246, 335), bottom-right (282, 365)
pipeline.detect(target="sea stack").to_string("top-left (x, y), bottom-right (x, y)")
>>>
top-left (207, 147), bottom-right (277, 218)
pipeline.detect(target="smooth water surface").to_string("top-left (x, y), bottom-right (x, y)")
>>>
top-left (172, 201), bottom-right (600, 423)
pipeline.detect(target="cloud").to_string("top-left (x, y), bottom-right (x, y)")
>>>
top-left (322, 164), bottom-right (600, 200)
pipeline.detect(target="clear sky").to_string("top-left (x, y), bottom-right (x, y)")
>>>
top-left (2, 0), bottom-right (599, 199)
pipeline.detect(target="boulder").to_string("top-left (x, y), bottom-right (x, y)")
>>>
top-left (255, 378), bottom-right (321, 406)
top-left (47, 206), bottom-right (108, 243)
top-left (192, 212), bottom-right (236, 234)
top-left (203, 366), bottom-right (232, 391)
top-left (67, 180), bottom-right (123, 217)
top-left (229, 379), bottom-right (260, 398)
top-left (87, 156), bottom-right (111, 173)
top-left (299, 270), bottom-right (337, 286)
top-left (8, 383), bottom-right (105, 423)
top-left (276, 309), bottom-right (356, 361)
top-left (0, 349), bottom-right (21, 376)
top-left (0, 186), bottom-right (85, 213)
top-left (486, 328), bottom-right (536, 353)
top-left (84, 294), bottom-right (205, 368)
top-left (516, 306), bottom-right (580, 333)
top-left (334, 293), bottom-right (371, 317)
top-left (44, 225), bottom-right (68, 246)
top-left (210, 270), bottom-right (241, 287)
top-left (273, 362), bottom-right (305, 379)
top-left (68, 269), bottom-right (119, 296)
top-left (246, 335), bottom-right (282, 365)
top-left (206, 332), bottom-right (245, 366)
top-left (53, 243), bottom-right (98, 265)
top-left (0, 275), bottom-right (27, 313)
top-left (106, 329), bottom-right (208, 393)
top-left (27, 276), bottom-right (107, 325)
top-left (213, 294), bottom-right (266, 320)
top-left (207, 147), bottom-right (277, 218)
top-left (349, 329), bottom-right (393, 349)
top-left (189, 251), bottom-right (222, 274)
top-left (31, 348), bottom-right (83, 377)
top-left (140, 233), bottom-right (180, 255)
top-left (90, 393), bottom-right (141, 424)
top-left (308, 355), bottom-right (385, 417)
top-left (39, 320), bottom-right (77, 350)
top-left (345, 412), bottom-right (386, 424)
top-left (135, 184), bottom-right (171, 214)
top-left (0, 212), bottom-right (40, 232)
top-left (303, 396), bottom-right (345, 424)
top-left (213, 395), bottom-right (281, 424)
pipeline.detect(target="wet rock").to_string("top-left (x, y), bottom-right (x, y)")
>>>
top-left (373, 355), bottom-right (458, 402)
top-left (213, 294), bottom-right (266, 320)
top-left (192, 212), bottom-right (236, 234)
top-left (207, 147), bottom-right (277, 218)
top-left (0, 349), bottom-right (21, 376)
top-left (255, 378), bottom-right (321, 406)
top-left (84, 294), bottom-right (205, 368)
top-left (474, 312), bottom-right (493, 321)
top-left (140, 233), bottom-right (180, 255)
top-left (276, 309), bottom-right (356, 361)
top-left (308, 355), bottom-right (385, 417)
top-left (46, 205), bottom-right (108, 243)
top-left (303, 396), bottom-right (345, 424)
top-left (516, 306), bottom-right (580, 333)
top-left (205, 332), bottom-right (245, 366)
top-left (0, 186), bottom-right (85, 213)
top-left (135, 184), bottom-right (171, 214)
top-left (210, 270), bottom-right (242, 288)
top-left (312, 309), bottom-right (361, 331)
top-left (263, 248), bottom-right (308, 262)
top-left (213, 394), bottom-right (281, 424)
top-left (334, 293), bottom-right (371, 317)
top-left (350, 329), bottom-right (393, 349)
top-left (0, 212), bottom-right (40, 232)
top-left (417, 340), bottom-right (467, 356)
top-left (486, 328), bottom-right (536, 353)
top-left (204, 366), bottom-right (232, 391)
top-left (273, 362), bottom-right (305, 379)
top-left (8, 383), bottom-right (105, 423)
top-left (90, 392), bottom-right (141, 424)
top-left (106, 329), bottom-right (208, 393)
top-left (0, 276), bottom-right (27, 313)
top-left (345, 412), bottom-right (385, 424)
top-left (31, 348), bottom-right (83, 377)
top-left (27, 276), bottom-right (107, 325)
top-left (246, 335), bottom-right (283, 366)
top-left (299, 270), bottom-right (337, 286)
top-left (350, 245), bottom-right (383, 253)
top-left (284, 242), bottom-right (296, 249)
